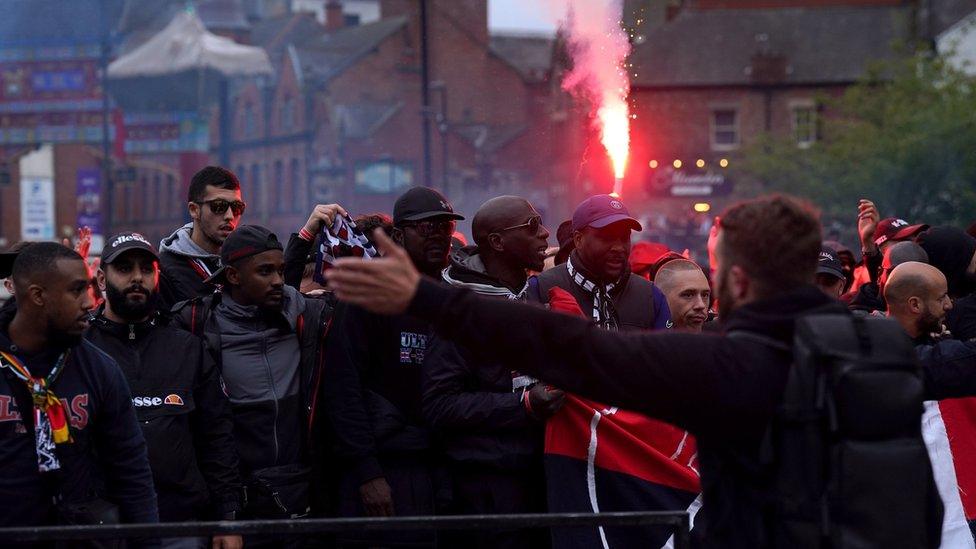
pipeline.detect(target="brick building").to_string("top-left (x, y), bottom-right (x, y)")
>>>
top-left (580, 0), bottom-right (976, 255)
top-left (232, 0), bottom-right (560, 238)
top-left (0, 0), bottom-right (562, 247)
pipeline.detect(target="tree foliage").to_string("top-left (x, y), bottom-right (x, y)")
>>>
top-left (741, 49), bottom-right (976, 227)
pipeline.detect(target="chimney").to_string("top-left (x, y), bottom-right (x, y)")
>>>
top-left (326, 0), bottom-right (344, 31)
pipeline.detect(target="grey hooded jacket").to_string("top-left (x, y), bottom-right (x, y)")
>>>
top-left (159, 223), bottom-right (221, 309)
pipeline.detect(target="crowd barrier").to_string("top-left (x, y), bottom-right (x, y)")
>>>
top-left (0, 511), bottom-right (691, 548)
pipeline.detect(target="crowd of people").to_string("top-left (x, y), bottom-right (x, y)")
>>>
top-left (1, 164), bottom-right (976, 548)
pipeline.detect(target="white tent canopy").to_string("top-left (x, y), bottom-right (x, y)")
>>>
top-left (109, 9), bottom-right (273, 78)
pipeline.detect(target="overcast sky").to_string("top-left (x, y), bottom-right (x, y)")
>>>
top-left (489, 0), bottom-right (566, 34)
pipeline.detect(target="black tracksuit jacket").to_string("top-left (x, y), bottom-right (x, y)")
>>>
top-left (403, 279), bottom-right (955, 548)
top-left (84, 310), bottom-right (241, 521)
top-left (325, 302), bottom-right (432, 485)
top-left (0, 306), bottom-right (158, 528)
top-left (422, 257), bottom-right (541, 471)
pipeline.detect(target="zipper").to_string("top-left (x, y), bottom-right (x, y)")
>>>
top-left (262, 329), bottom-right (280, 464)
top-left (128, 324), bottom-right (135, 340)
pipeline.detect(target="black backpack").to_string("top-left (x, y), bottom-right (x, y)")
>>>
top-left (743, 314), bottom-right (942, 548)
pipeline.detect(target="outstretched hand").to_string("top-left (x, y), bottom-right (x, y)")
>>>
top-left (325, 229), bottom-right (420, 315)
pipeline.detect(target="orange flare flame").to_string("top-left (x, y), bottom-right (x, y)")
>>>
top-left (599, 99), bottom-right (630, 181)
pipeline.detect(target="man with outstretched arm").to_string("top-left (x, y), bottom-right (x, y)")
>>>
top-left (325, 194), bottom-right (949, 548)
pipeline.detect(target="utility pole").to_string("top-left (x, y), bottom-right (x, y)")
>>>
top-left (99, 0), bottom-right (115, 237)
top-left (420, 0), bottom-right (433, 187)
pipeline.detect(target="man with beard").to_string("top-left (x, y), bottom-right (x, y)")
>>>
top-left (884, 262), bottom-right (953, 344)
top-left (883, 262), bottom-right (976, 546)
top-left (172, 226), bottom-right (333, 546)
top-left (0, 243), bottom-right (158, 534)
top-left (324, 194), bottom-right (953, 548)
top-left (655, 259), bottom-right (710, 332)
top-left (424, 196), bottom-right (561, 548)
top-left (159, 166), bottom-right (245, 308)
top-left (85, 233), bottom-right (241, 549)
top-left (324, 187), bottom-right (462, 541)
top-left (529, 194), bottom-right (670, 331)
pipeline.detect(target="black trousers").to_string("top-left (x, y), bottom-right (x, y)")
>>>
top-left (441, 463), bottom-right (550, 549)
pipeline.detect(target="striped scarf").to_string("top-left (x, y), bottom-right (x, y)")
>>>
top-left (314, 215), bottom-right (379, 284)
top-left (0, 350), bottom-right (71, 473)
top-left (566, 257), bottom-right (618, 331)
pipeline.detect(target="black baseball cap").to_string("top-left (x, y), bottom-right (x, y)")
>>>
top-left (571, 195), bottom-right (642, 232)
top-left (554, 219), bottom-right (575, 266)
top-left (205, 225), bottom-right (283, 285)
top-left (102, 232), bottom-right (160, 265)
top-left (0, 252), bottom-right (17, 279)
top-left (817, 246), bottom-right (845, 280)
top-left (393, 187), bottom-right (464, 225)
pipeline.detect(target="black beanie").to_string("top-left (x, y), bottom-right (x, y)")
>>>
top-left (918, 226), bottom-right (976, 298)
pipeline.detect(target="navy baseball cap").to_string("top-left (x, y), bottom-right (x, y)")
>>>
top-left (571, 195), bottom-right (642, 232)
top-left (817, 246), bottom-right (845, 280)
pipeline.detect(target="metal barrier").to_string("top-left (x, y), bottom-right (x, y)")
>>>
top-left (0, 511), bottom-right (691, 548)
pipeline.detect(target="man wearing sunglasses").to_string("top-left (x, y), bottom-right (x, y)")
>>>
top-left (423, 195), bottom-right (560, 548)
top-left (159, 166), bottom-right (245, 309)
top-left (324, 187), bottom-right (462, 543)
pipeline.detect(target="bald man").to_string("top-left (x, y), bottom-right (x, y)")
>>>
top-left (851, 241), bottom-right (929, 313)
top-left (424, 195), bottom-right (560, 549)
top-left (884, 263), bottom-right (976, 546)
top-left (884, 262), bottom-right (953, 341)
top-left (655, 259), bottom-right (710, 332)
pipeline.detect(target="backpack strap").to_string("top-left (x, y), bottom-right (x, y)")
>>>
top-left (726, 330), bottom-right (792, 352)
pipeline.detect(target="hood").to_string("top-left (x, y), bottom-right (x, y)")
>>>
top-left (918, 226), bottom-right (976, 298)
top-left (442, 246), bottom-right (527, 298)
top-left (723, 285), bottom-right (846, 343)
top-left (215, 285), bottom-right (304, 331)
top-left (159, 223), bottom-right (219, 260)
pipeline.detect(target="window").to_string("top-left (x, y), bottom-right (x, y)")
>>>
top-left (243, 103), bottom-right (256, 138)
top-left (274, 160), bottom-right (287, 213)
top-left (115, 184), bottom-right (127, 222)
top-left (137, 174), bottom-right (148, 221)
top-left (280, 97), bottom-right (295, 131)
top-left (354, 161), bottom-right (414, 194)
top-left (152, 174), bottom-right (162, 221)
top-left (250, 164), bottom-right (262, 215)
top-left (792, 104), bottom-right (818, 148)
top-left (710, 108), bottom-right (739, 151)
top-left (290, 158), bottom-right (303, 212)
top-left (123, 184), bottom-right (134, 222)
top-left (167, 174), bottom-right (179, 220)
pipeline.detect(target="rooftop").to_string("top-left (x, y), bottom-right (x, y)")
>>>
top-left (489, 32), bottom-right (554, 83)
top-left (631, 6), bottom-right (913, 87)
